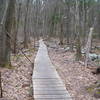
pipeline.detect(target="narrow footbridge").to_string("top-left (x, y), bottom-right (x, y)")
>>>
top-left (32, 39), bottom-right (72, 100)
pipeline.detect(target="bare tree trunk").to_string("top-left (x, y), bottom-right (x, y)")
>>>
top-left (4, 0), bottom-right (16, 66)
top-left (75, 0), bottom-right (82, 61)
top-left (58, 4), bottom-right (64, 45)
top-left (85, 27), bottom-right (94, 67)
top-left (59, 22), bottom-right (64, 45)
top-left (24, 0), bottom-right (30, 48)
top-left (0, 1), bottom-right (8, 66)
top-left (76, 34), bottom-right (82, 61)
top-left (14, 3), bottom-right (21, 53)
top-left (0, 72), bottom-right (2, 98)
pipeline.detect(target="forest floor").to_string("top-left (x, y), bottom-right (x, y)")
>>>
top-left (0, 40), bottom-right (38, 100)
top-left (45, 38), bottom-right (100, 100)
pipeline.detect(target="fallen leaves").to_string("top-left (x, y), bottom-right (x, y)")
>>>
top-left (48, 46), bottom-right (98, 100)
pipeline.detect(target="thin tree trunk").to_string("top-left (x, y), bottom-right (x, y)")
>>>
top-left (24, 0), bottom-right (30, 48)
top-left (85, 27), bottom-right (94, 67)
top-left (14, 3), bottom-right (21, 53)
top-left (0, 72), bottom-right (3, 98)
top-left (75, 0), bottom-right (82, 61)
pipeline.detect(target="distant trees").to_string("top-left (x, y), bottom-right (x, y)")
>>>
top-left (0, 0), bottom-right (36, 67)
top-left (39, 0), bottom-right (100, 61)
top-left (0, 0), bottom-right (16, 66)
top-left (0, 0), bottom-right (100, 66)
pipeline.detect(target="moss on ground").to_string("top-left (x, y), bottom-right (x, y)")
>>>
top-left (86, 82), bottom-right (100, 98)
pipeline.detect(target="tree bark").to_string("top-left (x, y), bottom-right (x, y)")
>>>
top-left (13, 3), bottom-right (21, 53)
top-left (85, 27), bottom-right (94, 67)
top-left (24, 0), bottom-right (30, 48)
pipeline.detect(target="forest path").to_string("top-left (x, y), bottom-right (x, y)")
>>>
top-left (32, 39), bottom-right (72, 100)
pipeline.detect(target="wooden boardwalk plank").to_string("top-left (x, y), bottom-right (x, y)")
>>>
top-left (34, 95), bottom-right (70, 99)
top-left (32, 40), bottom-right (72, 100)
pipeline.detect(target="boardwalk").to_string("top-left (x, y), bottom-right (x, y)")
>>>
top-left (32, 40), bottom-right (72, 100)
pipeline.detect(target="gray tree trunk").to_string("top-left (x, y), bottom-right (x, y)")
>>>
top-left (85, 27), bottom-right (94, 67)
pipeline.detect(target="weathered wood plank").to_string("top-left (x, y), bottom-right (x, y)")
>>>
top-left (34, 94), bottom-right (70, 99)
top-left (0, 98), bottom-right (9, 100)
top-left (34, 87), bottom-right (66, 91)
top-left (34, 90), bottom-right (68, 95)
top-left (34, 99), bottom-right (72, 100)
